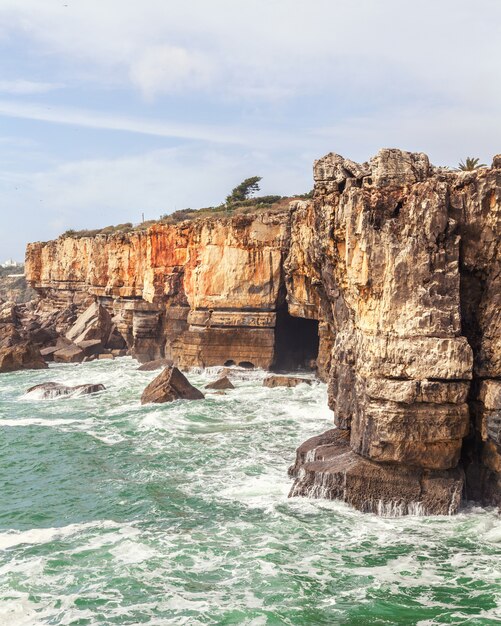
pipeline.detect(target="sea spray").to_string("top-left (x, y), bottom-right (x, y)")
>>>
top-left (0, 358), bottom-right (500, 625)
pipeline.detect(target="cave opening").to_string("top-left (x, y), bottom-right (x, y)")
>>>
top-left (272, 304), bottom-right (319, 372)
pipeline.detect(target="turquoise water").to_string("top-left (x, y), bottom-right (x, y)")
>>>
top-left (0, 359), bottom-right (500, 626)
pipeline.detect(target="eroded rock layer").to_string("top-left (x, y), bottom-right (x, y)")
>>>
top-left (25, 148), bottom-right (501, 515)
top-left (287, 149), bottom-right (500, 514)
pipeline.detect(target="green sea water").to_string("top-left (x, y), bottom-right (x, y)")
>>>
top-left (0, 359), bottom-right (500, 625)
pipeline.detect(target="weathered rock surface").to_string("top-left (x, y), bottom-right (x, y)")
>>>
top-left (0, 268), bottom-right (35, 303)
top-left (141, 366), bottom-right (204, 404)
top-left (26, 382), bottom-right (106, 399)
top-left (205, 376), bottom-right (234, 390)
top-left (288, 429), bottom-right (464, 516)
top-left (137, 358), bottom-right (173, 371)
top-left (263, 375), bottom-right (313, 388)
top-left (0, 342), bottom-right (48, 372)
top-left (53, 344), bottom-right (85, 363)
top-left (286, 148), bottom-right (500, 513)
top-left (24, 147), bottom-right (501, 515)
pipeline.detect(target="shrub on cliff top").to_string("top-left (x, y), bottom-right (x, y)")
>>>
top-left (60, 222), bottom-right (134, 239)
top-left (225, 176), bottom-right (262, 205)
top-left (456, 157), bottom-right (487, 171)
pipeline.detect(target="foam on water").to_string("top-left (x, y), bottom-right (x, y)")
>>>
top-left (1, 359), bottom-right (500, 625)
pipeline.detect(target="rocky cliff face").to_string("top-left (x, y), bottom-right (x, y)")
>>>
top-left (26, 213), bottom-right (307, 370)
top-left (25, 149), bottom-right (501, 515)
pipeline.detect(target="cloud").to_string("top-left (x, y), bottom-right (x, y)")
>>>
top-left (129, 45), bottom-right (214, 100)
top-left (0, 100), bottom-right (261, 146)
top-left (0, 80), bottom-right (62, 95)
top-left (0, 145), bottom-right (312, 259)
top-left (0, 0), bottom-right (498, 106)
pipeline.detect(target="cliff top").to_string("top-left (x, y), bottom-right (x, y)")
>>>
top-left (57, 195), bottom-right (303, 242)
top-left (43, 148), bottom-right (501, 246)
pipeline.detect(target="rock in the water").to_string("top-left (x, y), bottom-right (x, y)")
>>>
top-left (137, 358), bottom-right (172, 371)
top-left (205, 376), bottom-right (235, 390)
top-left (141, 366), bottom-right (204, 404)
top-left (26, 382), bottom-right (106, 399)
top-left (22, 148), bottom-right (501, 514)
top-left (0, 342), bottom-right (48, 373)
top-left (263, 375), bottom-right (313, 388)
top-left (289, 429), bottom-right (464, 516)
top-left (53, 344), bottom-right (85, 363)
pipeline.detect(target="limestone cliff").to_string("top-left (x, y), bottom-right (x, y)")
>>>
top-left (26, 213), bottom-right (307, 370)
top-left (25, 149), bottom-right (501, 515)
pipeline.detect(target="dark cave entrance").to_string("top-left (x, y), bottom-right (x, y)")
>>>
top-left (272, 304), bottom-right (319, 372)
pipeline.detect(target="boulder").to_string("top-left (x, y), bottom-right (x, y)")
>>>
top-left (141, 366), bottom-right (204, 404)
top-left (98, 353), bottom-right (114, 360)
top-left (106, 325), bottom-right (127, 350)
top-left (26, 382), bottom-right (106, 399)
top-left (76, 339), bottom-right (103, 357)
top-left (0, 301), bottom-right (17, 324)
top-left (0, 323), bottom-right (21, 348)
top-left (205, 376), bottom-right (235, 390)
top-left (137, 358), bottom-right (173, 371)
top-left (40, 346), bottom-right (59, 362)
top-left (53, 344), bottom-right (85, 363)
top-left (263, 375), bottom-right (313, 388)
top-left (0, 342), bottom-right (48, 373)
top-left (66, 302), bottom-right (113, 345)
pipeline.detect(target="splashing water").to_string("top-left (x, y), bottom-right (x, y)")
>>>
top-left (0, 358), bottom-right (500, 625)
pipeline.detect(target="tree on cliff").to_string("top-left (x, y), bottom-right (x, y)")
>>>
top-left (456, 157), bottom-right (487, 171)
top-left (225, 176), bottom-right (262, 205)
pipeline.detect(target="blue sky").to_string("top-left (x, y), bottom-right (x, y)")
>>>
top-left (0, 0), bottom-right (500, 260)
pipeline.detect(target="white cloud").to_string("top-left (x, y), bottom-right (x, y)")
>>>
top-left (0, 80), bottom-right (62, 95)
top-left (0, 100), bottom-right (253, 146)
top-left (129, 45), bottom-right (214, 99)
top-left (0, 145), bottom-right (312, 259)
top-left (0, 0), bottom-right (499, 105)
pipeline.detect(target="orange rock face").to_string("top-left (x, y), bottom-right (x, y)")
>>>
top-left (26, 212), bottom-right (296, 368)
top-left (25, 149), bottom-right (501, 515)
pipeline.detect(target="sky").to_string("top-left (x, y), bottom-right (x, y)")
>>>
top-left (0, 0), bottom-right (500, 260)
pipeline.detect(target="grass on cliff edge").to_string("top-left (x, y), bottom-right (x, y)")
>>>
top-left (58, 194), bottom-right (312, 240)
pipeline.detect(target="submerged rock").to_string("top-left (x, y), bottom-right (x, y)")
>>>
top-left (263, 375), bottom-right (313, 388)
top-left (26, 382), bottom-right (106, 399)
top-left (141, 366), bottom-right (204, 404)
top-left (0, 342), bottom-right (47, 373)
top-left (205, 376), bottom-right (234, 390)
top-left (137, 358), bottom-right (172, 371)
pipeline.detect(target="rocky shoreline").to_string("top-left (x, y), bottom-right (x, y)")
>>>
top-left (2, 148), bottom-right (499, 516)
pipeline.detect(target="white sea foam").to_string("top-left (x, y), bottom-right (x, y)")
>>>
top-left (1, 359), bottom-right (500, 624)
top-left (219, 472), bottom-right (289, 506)
top-left (0, 520), bottom-right (119, 550)
top-left (0, 417), bottom-right (88, 428)
top-left (110, 539), bottom-right (158, 564)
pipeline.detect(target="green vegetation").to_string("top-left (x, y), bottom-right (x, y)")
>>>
top-left (59, 223), bottom-right (133, 239)
top-left (225, 176), bottom-right (262, 205)
top-left (456, 157), bottom-right (487, 171)
top-left (58, 176), bottom-right (313, 238)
